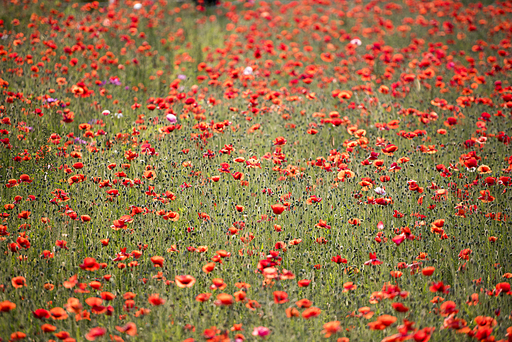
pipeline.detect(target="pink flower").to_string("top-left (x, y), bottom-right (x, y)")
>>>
top-left (392, 233), bottom-right (406, 246)
top-left (252, 326), bottom-right (270, 338)
top-left (166, 114), bottom-right (177, 124)
top-left (85, 327), bottom-right (107, 341)
top-left (389, 162), bottom-right (401, 171)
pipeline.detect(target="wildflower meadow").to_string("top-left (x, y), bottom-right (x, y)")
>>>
top-left (0, 0), bottom-right (512, 341)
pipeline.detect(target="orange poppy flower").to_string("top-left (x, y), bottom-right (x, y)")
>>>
top-left (100, 292), bottom-right (116, 301)
top-left (89, 281), bottom-right (102, 290)
top-left (390, 271), bottom-right (403, 278)
top-left (0, 300), bottom-right (16, 312)
top-left (338, 90), bottom-right (352, 99)
top-left (175, 275), bottom-right (196, 288)
top-left (321, 321), bottom-right (341, 338)
top-left (202, 262), bottom-right (216, 273)
top-left (195, 293), bottom-right (212, 302)
top-left (85, 297), bottom-right (103, 307)
top-left (115, 322), bottom-right (137, 336)
top-left (210, 278), bottom-right (227, 290)
top-left (150, 256), bottom-right (164, 268)
top-left (378, 314), bottom-right (397, 326)
top-left (477, 165), bottom-right (492, 174)
top-left (343, 282), bottom-right (357, 292)
top-left (302, 307), bottom-right (321, 319)
top-left (295, 299), bottom-right (312, 308)
top-left (167, 211), bottom-right (180, 221)
top-left (285, 307), bottom-right (300, 318)
top-left (422, 267), bottom-right (435, 276)
top-left (234, 291), bottom-right (247, 302)
top-left (320, 52), bottom-right (334, 62)
top-left (214, 293), bottom-right (234, 306)
top-left (41, 324), bottom-right (57, 332)
top-left (10, 332), bottom-right (26, 341)
top-left (50, 307), bottom-right (69, 320)
top-left (348, 218), bottom-right (361, 225)
top-left (12, 276), bottom-right (26, 289)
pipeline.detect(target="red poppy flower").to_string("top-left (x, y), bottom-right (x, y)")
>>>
top-left (273, 291), bottom-right (289, 304)
top-left (364, 253), bottom-right (383, 266)
top-left (273, 137), bottom-right (287, 145)
top-left (331, 255), bottom-right (348, 264)
top-left (271, 204), bottom-right (286, 215)
top-left (496, 282), bottom-right (511, 294)
top-left (298, 279), bottom-right (311, 287)
top-left (439, 301), bottom-right (458, 317)
top-left (478, 190), bottom-right (495, 203)
top-left (17, 211), bottom-right (31, 219)
top-left (196, 293), bottom-right (212, 302)
top-left (458, 249), bottom-right (472, 260)
top-left (148, 294), bottom-right (165, 306)
top-left (392, 302), bottom-right (409, 312)
top-left (79, 258), bottom-right (100, 271)
top-left (429, 281), bottom-right (451, 294)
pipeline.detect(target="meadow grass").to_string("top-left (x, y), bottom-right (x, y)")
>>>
top-left (0, 0), bottom-right (511, 341)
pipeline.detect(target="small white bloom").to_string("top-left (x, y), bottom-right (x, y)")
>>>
top-left (350, 38), bottom-right (362, 46)
top-left (115, 113), bottom-right (123, 119)
top-left (102, 110), bottom-right (111, 116)
top-left (243, 66), bottom-right (253, 76)
top-left (374, 187), bottom-right (386, 196)
top-left (133, 3), bottom-right (142, 10)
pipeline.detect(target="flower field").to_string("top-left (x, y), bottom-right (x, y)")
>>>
top-left (1, 0), bottom-right (512, 340)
